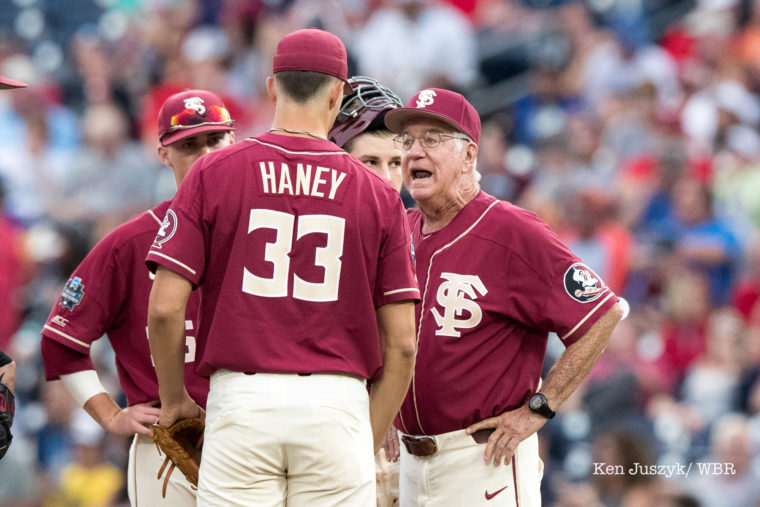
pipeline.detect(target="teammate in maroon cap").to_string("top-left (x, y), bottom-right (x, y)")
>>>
top-left (40, 89), bottom-right (235, 506)
top-left (384, 88), bottom-right (624, 506)
top-left (146, 29), bottom-right (419, 506)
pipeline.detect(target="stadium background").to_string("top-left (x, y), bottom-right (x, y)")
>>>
top-left (1, 0), bottom-right (759, 505)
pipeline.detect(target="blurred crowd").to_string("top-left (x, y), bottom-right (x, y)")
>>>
top-left (1, 0), bottom-right (760, 505)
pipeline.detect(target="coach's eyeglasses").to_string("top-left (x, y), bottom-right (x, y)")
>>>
top-left (393, 131), bottom-right (471, 152)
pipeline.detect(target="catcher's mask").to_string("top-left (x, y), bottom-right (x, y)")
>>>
top-left (329, 76), bottom-right (403, 148)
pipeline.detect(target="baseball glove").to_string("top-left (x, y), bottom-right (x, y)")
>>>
top-left (0, 374), bottom-right (14, 460)
top-left (151, 414), bottom-right (205, 497)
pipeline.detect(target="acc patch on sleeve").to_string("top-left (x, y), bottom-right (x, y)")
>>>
top-left (60, 277), bottom-right (85, 311)
top-left (563, 263), bottom-right (608, 303)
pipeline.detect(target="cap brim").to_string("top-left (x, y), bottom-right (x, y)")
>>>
top-left (160, 124), bottom-right (235, 146)
top-left (0, 76), bottom-right (28, 89)
top-left (384, 108), bottom-right (466, 137)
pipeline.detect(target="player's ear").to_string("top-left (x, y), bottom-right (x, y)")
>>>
top-left (157, 144), bottom-right (170, 167)
top-left (266, 76), bottom-right (277, 104)
top-left (327, 78), bottom-right (344, 111)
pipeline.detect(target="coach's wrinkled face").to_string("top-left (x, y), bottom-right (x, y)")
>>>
top-left (399, 118), bottom-right (475, 208)
top-left (158, 130), bottom-right (235, 187)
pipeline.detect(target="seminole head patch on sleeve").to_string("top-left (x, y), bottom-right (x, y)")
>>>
top-left (60, 276), bottom-right (85, 310)
top-left (563, 263), bottom-right (609, 303)
top-left (152, 210), bottom-right (178, 250)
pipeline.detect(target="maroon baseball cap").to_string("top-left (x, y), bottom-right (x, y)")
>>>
top-left (273, 28), bottom-right (352, 94)
top-left (0, 74), bottom-right (28, 90)
top-left (158, 89), bottom-right (235, 146)
top-left (384, 88), bottom-right (481, 144)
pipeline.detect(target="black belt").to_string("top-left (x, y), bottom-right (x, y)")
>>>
top-left (401, 428), bottom-right (495, 456)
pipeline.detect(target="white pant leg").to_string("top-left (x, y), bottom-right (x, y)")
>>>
top-left (127, 433), bottom-right (197, 507)
top-left (399, 430), bottom-right (542, 507)
top-left (198, 370), bottom-right (375, 507)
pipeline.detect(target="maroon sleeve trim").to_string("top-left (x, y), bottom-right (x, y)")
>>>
top-left (42, 325), bottom-right (91, 349)
top-left (146, 251), bottom-right (197, 276)
top-left (40, 336), bottom-right (95, 380)
top-left (560, 292), bottom-right (616, 342)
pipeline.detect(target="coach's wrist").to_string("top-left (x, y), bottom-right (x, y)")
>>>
top-left (528, 393), bottom-right (556, 419)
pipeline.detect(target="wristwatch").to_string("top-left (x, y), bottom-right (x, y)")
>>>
top-left (528, 393), bottom-right (555, 419)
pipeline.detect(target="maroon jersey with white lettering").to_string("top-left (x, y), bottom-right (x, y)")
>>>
top-left (397, 191), bottom-right (618, 435)
top-left (41, 201), bottom-right (208, 407)
top-left (146, 133), bottom-right (420, 379)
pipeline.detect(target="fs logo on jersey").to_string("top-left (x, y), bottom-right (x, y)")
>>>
top-left (564, 263), bottom-right (609, 303)
top-left (431, 272), bottom-right (488, 337)
top-left (152, 210), bottom-right (178, 250)
top-left (416, 89), bottom-right (437, 108)
top-left (183, 97), bottom-right (206, 116)
top-left (60, 276), bottom-right (85, 311)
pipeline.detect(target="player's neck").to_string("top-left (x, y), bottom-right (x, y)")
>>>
top-left (270, 106), bottom-right (331, 141)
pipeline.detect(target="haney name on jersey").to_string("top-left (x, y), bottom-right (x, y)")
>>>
top-left (259, 162), bottom-right (347, 201)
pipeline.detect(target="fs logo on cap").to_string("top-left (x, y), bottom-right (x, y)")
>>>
top-left (183, 97), bottom-right (206, 116)
top-left (152, 210), bottom-right (178, 250)
top-left (416, 89), bottom-right (437, 108)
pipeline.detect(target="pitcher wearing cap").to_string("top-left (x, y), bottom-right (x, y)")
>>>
top-left (383, 89), bottom-right (625, 506)
top-left (145, 29), bottom-right (419, 506)
top-left (40, 89), bottom-right (236, 506)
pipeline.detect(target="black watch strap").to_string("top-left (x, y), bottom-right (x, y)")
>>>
top-left (528, 393), bottom-right (555, 419)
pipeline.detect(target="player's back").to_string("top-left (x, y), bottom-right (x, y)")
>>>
top-left (149, 132), bottom-right (418, 380)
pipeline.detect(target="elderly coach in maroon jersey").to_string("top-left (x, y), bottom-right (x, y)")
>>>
top-left (146, 29), bottom-right (419, 506)
top-left (384, 89), bottom-right (624, 506)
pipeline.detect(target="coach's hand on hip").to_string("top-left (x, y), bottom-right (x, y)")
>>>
top-left (465, 405), bottom-right (547, 467)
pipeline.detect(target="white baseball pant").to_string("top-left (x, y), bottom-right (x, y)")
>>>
top-left (127, 433), bottom-right (196, 506)
top-left (198, 370), bottom-right (375, 506)
top-left (399, 429), bottom-right (542, 506)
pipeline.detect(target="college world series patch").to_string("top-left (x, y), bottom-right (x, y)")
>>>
top-left (563, 263), bottom-right (609, 303)
top-left (60, 276), bottom-right (85, 311)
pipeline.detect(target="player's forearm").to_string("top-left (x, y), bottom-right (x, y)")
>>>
top-left (83, 392), bottom-right (122, 429)
top-left (370, 302), bottom-right (417, 452)
top-left (539, 303), bottom-right (622, 411)
top-left (148, 303), bottom-right (188, 407)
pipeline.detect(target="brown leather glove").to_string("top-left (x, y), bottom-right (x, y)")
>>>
top-left (150, 413), bottom-right (205, 497)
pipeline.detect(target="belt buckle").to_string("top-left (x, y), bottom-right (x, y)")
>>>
top-left (401, 435), bottom-right (438, 456)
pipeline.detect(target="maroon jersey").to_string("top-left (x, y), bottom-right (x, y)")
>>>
top-left (397, 191), bottom-right (618, 435)
top-left (41, 201), bottom-right (208, 407)
top-left (146, 133), bottom-right (420, 379)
